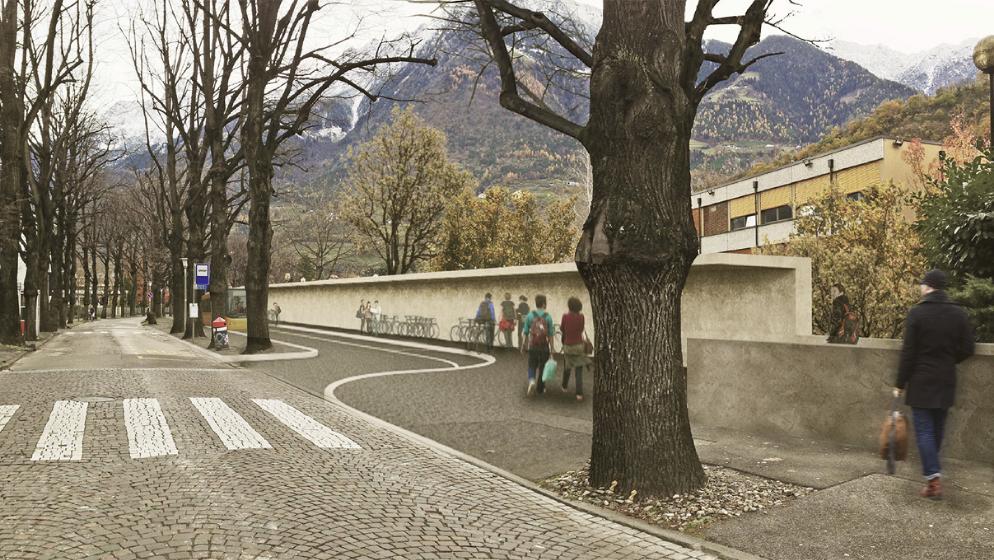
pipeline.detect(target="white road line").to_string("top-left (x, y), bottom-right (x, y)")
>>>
top-left (252, 399), bottom-right (360, 449)
top-left (190, 397), bottom-right (271, 450)
top-left (31, 400), bottom-right (88, 461)
top-left (123, 398), bottom-right (178, 459)
top-left (0, 404), bottom-right (19, 434)
top-left (273, 329), bottom-right (461, 368)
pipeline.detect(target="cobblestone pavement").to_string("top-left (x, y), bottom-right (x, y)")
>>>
top-left (0, 319), bottom-right (722, 559)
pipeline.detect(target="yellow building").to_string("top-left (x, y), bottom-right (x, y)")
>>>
top-left (691, 137), bottom-right (943, 254)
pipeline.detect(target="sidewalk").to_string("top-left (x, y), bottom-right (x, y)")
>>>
top-left (0, 330), bottom-right (57, 370)
top-left (150, 319), bottom-right (317, 363)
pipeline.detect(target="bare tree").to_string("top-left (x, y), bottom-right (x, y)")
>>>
top-left (232, 0), bottom-right (436, 352)
top-left (282, 196), bottom-right (352, 280)
top-left (6, 0), bottom-right (92, 341)
top-left (462, 0), bottom-right (789, 495)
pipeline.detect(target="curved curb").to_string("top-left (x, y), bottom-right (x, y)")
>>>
top-left (276, 326), bottom-right (765, 560)
top-left (167, 329), bottom-right (319, 364)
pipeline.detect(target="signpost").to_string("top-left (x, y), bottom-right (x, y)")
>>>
top-left (195, 263), bottom-right (210, 290)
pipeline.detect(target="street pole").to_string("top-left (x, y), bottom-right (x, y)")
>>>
top-left (180, 257), bottom-right (188, 337)
top-left (974, 36), bottom-right (994, 142)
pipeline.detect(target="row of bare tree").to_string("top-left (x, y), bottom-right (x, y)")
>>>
top-left (126, 0), bottom-right (435, 352)
top-left (0, 0), bottom-right (126, 343)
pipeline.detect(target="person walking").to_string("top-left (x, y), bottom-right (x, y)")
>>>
top-left (271, 302), bottom-right (282, 327)
top-left (515, 295), bottom-right (530, 349)
top-left (559, 296), bottom-right (592, 401)
top-left (475, 293), bottom-right (497, 352)
top-left (356, 299), bottom-right (368, 333)
top-left (522, 294), bottom-right (555, 397)
top-left (370, 300), bottom-right (382, 335)
top-left (499, 293), bottom-right (516, 348)
top-left (894, 269), bottom-right (975, 500)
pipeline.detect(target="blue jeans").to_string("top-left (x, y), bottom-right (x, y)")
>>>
top-left (912, 408), bottom-right (948, 480)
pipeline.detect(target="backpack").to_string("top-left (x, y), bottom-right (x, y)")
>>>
top-left (477, 300), bottom-right (493, 322)
top-left (529, 311), bottom-right (549, 348)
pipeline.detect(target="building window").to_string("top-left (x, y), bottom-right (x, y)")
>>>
top-left (730, 214), bottom-right (756, 231)
top-left (760, 205), bottom-right (793, 224)
top-left (847, 191), bottom-right (865, 202)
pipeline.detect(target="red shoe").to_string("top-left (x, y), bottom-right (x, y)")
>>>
top-left (919, 477), bottom-right (943, 500)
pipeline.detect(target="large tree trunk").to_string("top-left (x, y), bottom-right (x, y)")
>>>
top-left (128, 256), bottom-right (138, 317)
top-left (49, 209), bottom-right (66, 329)
top-left (90, 240), bottom-right (98, 315)
top-left (0, 0), bottom-right (22, 345)
top-left (183, 173), bottom-right (207, 339)
top-left (20, 181), bottom-right (38, 342)
top-left (111, 241), bottom-right (123, 319)
top-left (243, 159), bottom-right (273, 353)
top-left (101, 246), bottom-right (110, 319)
top-left (64, 220), bottom-right (75, 325)
top-left (169, 252), bottom-right (185, 334)
top-left (575, 2), bottom-right (704, 497)
top-left (241, 22), bottom-right (273, 354)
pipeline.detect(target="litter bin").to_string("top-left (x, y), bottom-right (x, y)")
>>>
top-left (211, 316), bottom-right (229, 350)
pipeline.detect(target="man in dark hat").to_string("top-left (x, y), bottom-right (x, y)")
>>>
top-left (894, 269), bottom-right (975, 500)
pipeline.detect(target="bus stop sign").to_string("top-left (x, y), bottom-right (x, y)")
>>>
top-left (195, 263), bottom-right (210, 290)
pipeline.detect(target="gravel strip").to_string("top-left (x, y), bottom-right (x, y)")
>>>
top-left (541, 463), bottom-right (815, 534)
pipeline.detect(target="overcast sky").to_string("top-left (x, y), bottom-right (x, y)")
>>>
top-left (91, 0), bottom-right (994, 107)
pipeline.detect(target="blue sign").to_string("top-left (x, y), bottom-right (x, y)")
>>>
top-left (195, 263), bottom-right (210, 290)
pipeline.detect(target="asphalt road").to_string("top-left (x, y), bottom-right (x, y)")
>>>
top-left (252, 325), bottom-right (596, 481)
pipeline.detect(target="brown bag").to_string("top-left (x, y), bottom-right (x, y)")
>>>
top-left (878, 411), bottom-right (908, 461)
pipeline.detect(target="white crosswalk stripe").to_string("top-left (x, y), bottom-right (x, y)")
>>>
top-left (0, 404), bottom-right (19, 434)
top-left (253, 399), bottom-right (360, 449)
top-left (124, 398), bottom-right (178, 459)
top-left (31, 400), bottom-right (88, 461)
top-left (0, 398), bottom-right (361, 461)
top-left (190, 397), bottom-right (272, 450)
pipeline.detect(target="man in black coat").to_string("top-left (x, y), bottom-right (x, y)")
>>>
top-left (894, 269), bottom-right (975, 500)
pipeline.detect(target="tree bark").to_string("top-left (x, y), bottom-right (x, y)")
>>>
top-left (111, 241), bottom-right (123, 318)
top-left (101, 245), bottom-right (110, 319)
top-left (0, 0), bottom-right (23, 344)
top-left (90, 237), bottom-right (98, 315)
top-left (183, 170), bottom-right (207, 339)
top-left (573, 2), bottom-right (705, 496)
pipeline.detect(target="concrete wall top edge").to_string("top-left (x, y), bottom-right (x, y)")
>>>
top-left (686, 335), bottom-right (994, 356)
top-left (265, 253), bottom-right (812, 291)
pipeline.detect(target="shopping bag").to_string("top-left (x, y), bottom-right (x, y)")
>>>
top-left (542, 357), bottom-right (558, 383)
top-left (878, 396), bottom-right (908, 474)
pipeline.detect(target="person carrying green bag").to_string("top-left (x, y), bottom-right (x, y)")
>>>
top-left (522, 294), bottom-right (556, 397)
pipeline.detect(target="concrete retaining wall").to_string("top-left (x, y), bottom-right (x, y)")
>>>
top-left (687, 337), bottom-right (994, 463)
top-left (268, 253), bottom-right (813, 349)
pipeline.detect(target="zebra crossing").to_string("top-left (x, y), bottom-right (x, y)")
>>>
top-left (0, 398), bottom-right (360, 462)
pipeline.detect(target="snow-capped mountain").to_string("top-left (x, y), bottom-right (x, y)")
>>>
top-left (825, 38), bottom-right (980, 95)
top-left (825, 41), bottom-right (916, 81)
top-left (896, 40), bottom-right (980, 95)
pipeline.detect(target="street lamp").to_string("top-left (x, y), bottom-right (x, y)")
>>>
top-left (974, 36), bottom-right (994, 142)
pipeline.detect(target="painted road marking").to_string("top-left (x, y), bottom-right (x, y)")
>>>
top-left (0, 405), bottom-right (19, 434)
top-left (253, 399), bottom-right (360, 449)
top-left (31, 400), bottom-right (88, 461)
top-left (123, 398), bottom-right (178, 459)
top-left (190, 397), bottom-right (271, 450)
